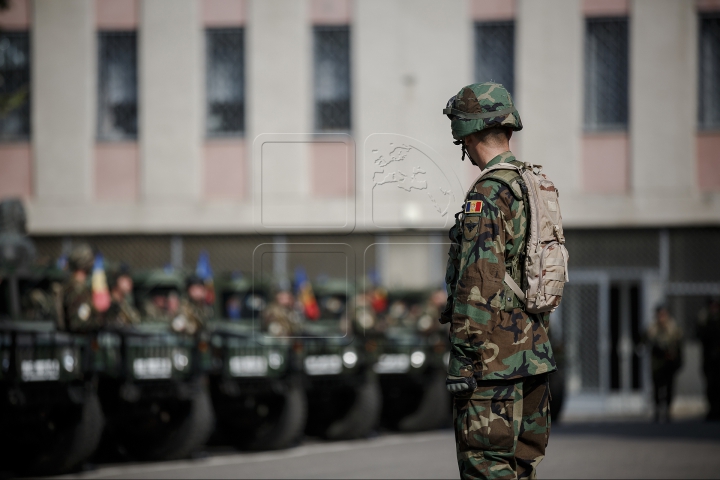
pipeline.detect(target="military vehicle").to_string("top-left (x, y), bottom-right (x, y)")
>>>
top-left (206, 273), bottom-right (306, 450)
top-left (94, 269), bottom-right (213, 460)
top-left (301, 279), bottom-right (381, 440)
top-left (374, 288), bottom-right (451, 431)
top-left (0, 199), bottom-right (103, 475)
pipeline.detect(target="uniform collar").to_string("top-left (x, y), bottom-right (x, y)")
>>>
top-left (483, 151), bottom-right (516, 170)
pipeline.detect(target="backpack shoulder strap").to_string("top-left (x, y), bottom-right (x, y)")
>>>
top-left (474, 161), bottom-right (525, 200)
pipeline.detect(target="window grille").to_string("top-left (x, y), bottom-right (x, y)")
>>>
top-left (474, 21), bottom-right (514, 94)
top-left (206, 28), bottom-right (244, 137)
top-left (314, 26), bottom-right (351, 132)
top-left (97, 31), bottom-right (138, 141)
top-left (584, 18), bottom-right (629, 131)
top-left (0, 32), bottom-right (30, 141)
top-left (699, 14), bottom-right (720, 129)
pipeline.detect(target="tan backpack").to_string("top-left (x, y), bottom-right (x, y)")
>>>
top-left (476, 162), bottom-right (569, 314)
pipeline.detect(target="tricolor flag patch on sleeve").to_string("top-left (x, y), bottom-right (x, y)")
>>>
top-left (464, 200), bottom-right (484, 215)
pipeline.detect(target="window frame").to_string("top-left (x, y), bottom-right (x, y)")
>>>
top-left (313, 25), bottom-right (351, 133)
top-left (698, 12), bottom-right (720, 131)
top-left (0, 30), bottom-right (31, 142)
top-left (473, 20), bottom-right (515, 95)
top-left (97, 30), bottom-right (139, 142)
top-left (204, 27), bottom-right (245, 139)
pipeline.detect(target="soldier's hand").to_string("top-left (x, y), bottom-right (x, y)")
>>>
top-left (446, 374), bottom-right (477, 393)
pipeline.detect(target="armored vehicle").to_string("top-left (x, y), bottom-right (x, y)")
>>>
top-left (94, 269), bottom-right (213, 461)
top-left (374, 288), bottom-right (451, 431)
top-left (0, 199), bottom-right (103, 475)
top-left (301, 279), bottom-right (381, 440)
top-left (206, 273), bottom-right (306, 450)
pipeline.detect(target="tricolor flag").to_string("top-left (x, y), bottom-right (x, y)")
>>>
top-left (294, 267), bottom-right (320, 321)
top-left (91, 253), bottom-right (111, 312)
top-left (465, 200), bottom-right (484, 213)
top-left (196, 250), bottom-right (215, 305)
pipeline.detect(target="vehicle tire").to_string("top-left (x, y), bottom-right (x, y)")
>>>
top-left (129, 383), bottom-right (215, 461)
top-left (245, 381), bottom-right (307, 450)
top-left (30, 388), bottom-right (105, 475)
top-left (324, 373), bottom-right (381, 440)
top-left (397, 369), bottom-right (450, 432)
top-left (549, 369), bottom-right (566, 424)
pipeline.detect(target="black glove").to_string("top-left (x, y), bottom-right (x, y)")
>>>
top-left (446, 374), bottom-right (477, 393)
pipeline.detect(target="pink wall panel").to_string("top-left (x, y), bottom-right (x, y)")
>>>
top-left (310, 0), bottom-right (352, 25)
top-left (0, 144), bottom-right (32, 199)
top-left (698, 0), bottom-right (720, 12)
top-left (0, 0), bottom-right (30, 29)
top-left (204, 141), bottom-right (245, 199)
top-left (96, 0), bottom-right (138, 29)
top-left (582, 133), bottom-right (629, 194)
top-left (202, 0), bottom-right (245, 27)
top-left (95, 143), bottom-right (139, 201)
top-left (697, 133), bottom-right (720, 191)
top-left (311, 142), bottom-right (353, 198)
top-left (469, 0), bottom-right (515, 21)
top-left (584, 0), bottom-right (629, 17)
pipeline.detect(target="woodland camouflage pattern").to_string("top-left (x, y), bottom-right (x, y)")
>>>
top-left (453, 374), bottom-right (550, 479)
top-left (444, 151), bottom-right (556, 382)
top-left (445, 82), bottom-right (523, 141)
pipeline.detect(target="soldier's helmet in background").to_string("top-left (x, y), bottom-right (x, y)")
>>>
top-left (68, 243), bottom-right (94, 272)
top-left (443, 82), bottom-right (523, 141)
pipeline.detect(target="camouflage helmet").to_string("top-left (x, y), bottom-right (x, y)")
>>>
top-left (443, 82), bottom-right (522, 141)
top-left (68, 243), bottom-right (94, 272)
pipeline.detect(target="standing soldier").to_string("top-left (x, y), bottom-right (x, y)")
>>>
top-left (174, 275), bottom-right (212, 335)
top-left (62, 244), bottom-right (103, 332)
top-left (441, 83), bottom-right (556, 479)
top-left (106, 267), bottom-right (141, 326)
top-left (262, 288), bottom-right (299, 337)
top-left (697, 297), bottom-right (720, 421)
top-left (645, 305), bottom-right (683, 423)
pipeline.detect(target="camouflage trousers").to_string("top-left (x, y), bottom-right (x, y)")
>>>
top-left (453, 373), bottom-right (551, 480)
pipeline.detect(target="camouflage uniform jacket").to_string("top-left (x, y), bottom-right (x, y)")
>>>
top-left (178, 299), bottom-right (211, 335)
top-left (444, 151), bottom-right (556, 381)
top-left (63, 277), bottom-right (102, 332)
top-left (262, 303), bottom-right (299, 336)
top-left (107, 297), bottom-right (141, 326)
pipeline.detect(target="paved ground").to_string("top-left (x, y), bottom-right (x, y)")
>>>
top-left (58, 421), bottom-right (720, 479)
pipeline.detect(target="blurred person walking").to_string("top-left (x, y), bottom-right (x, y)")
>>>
top-left (697, 297), bottom-right (720, 421)
top-left (441, 83), bottom-right (566, 479)
top-left (645, 305), bottom-right (683, 423)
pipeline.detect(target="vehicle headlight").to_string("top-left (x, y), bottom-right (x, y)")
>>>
top-left (410, 351), bottom-right (426, 368)
top-left (62, 348), bottom-right (75, 373)
top-left (342, 350), bottom-right (358, 368)
top-left (172, 349), bottom-right (189, 370)
top-left (268, 351), bottom-right (284, 369)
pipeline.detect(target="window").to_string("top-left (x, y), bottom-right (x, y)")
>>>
top-left (206, 28), bottom-right (244, 137)
top-left (0, 32), bottom-right (30, 141)
top-left (584, 18), bottom-right (629, 131)
top-left (474, 21), bottom-right (514, 94)
top-left (314, 26), bottom-right (350, 132)
top-left (97, 31), bottom-right (138, 141)
top-left (699, 14), bottom-right (720, 130)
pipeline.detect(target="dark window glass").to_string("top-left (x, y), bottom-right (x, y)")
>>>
top-left (97, 31), bottom-right (138, 141)
top-left (314, 26), bottom-right (350, 132)
top-left (206, 28), bottom-right (244, 137)
top-left (584, 18), bottom-right (629, 131)
top-left (0, 32), bottom-right (30, 141)
top-left (474, 21), bottom-right (514, 94)
top-left (699, 14), bottom-right (720, 129)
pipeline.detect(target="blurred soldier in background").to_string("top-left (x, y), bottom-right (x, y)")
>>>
top-left (645, 305), bottom-right (683, 423)
top-left (697, 297), bottom-right (720, 421)
top-left (262, 287), bottom-right (299, 337)
top-left (442, 83), bottom-right (555, 479)
top-left (173, 275), bottom-right (211, 335)
top-left (417, 288), bottom-right (449, 335)
top-left (106, 267), bottom-right (140, 327)
top-left (62, 243), bottom-right (102, 332)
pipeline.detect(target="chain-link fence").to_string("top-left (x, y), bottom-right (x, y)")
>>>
top-left (97, 31), bottom-right (138, 141)
top-left (313, 26), bottom-right (351, 132)
top-left (584, 17), bottom-right (629, 132)
top-left (0, 31), bottom-right (30, 141)
top-left (205, 28), bottom-right (244, 137)
top-left (699, 13), bottom-right (720, 130)
top-left (474, 21), bottom-right (514, 94)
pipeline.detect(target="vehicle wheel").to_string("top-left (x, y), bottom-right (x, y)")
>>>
top-left (245, 381), bottom-right (307, 450)
top-left (325, 373), bottom-right (381, 440)
top-left (126, 383), bottom-right (215, 461)
top-left (30, 388), bottom-right (105, 475)
top-left (549, 369), bottom-right (566, 424)
top-left (397, 369), bottom-right (450, 432)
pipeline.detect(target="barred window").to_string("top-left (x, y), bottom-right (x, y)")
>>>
top-left (314, 26), bottom-right (350, 132)
top-left (699, 14), bottom-right (720, 130)
top-left (97, 32), bottom-right (138, 141)
top-left (474, 21), bottom-right (514, 94)
top-left (584, 18), bottom-right (629, 131)
top-left (0, 32), bottom-right (30, 141)
top-left (206, 28), bottom-right (244, 137)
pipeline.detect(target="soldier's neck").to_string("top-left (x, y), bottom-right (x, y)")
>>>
top-left (469, 143), bottom-right (510, 169)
